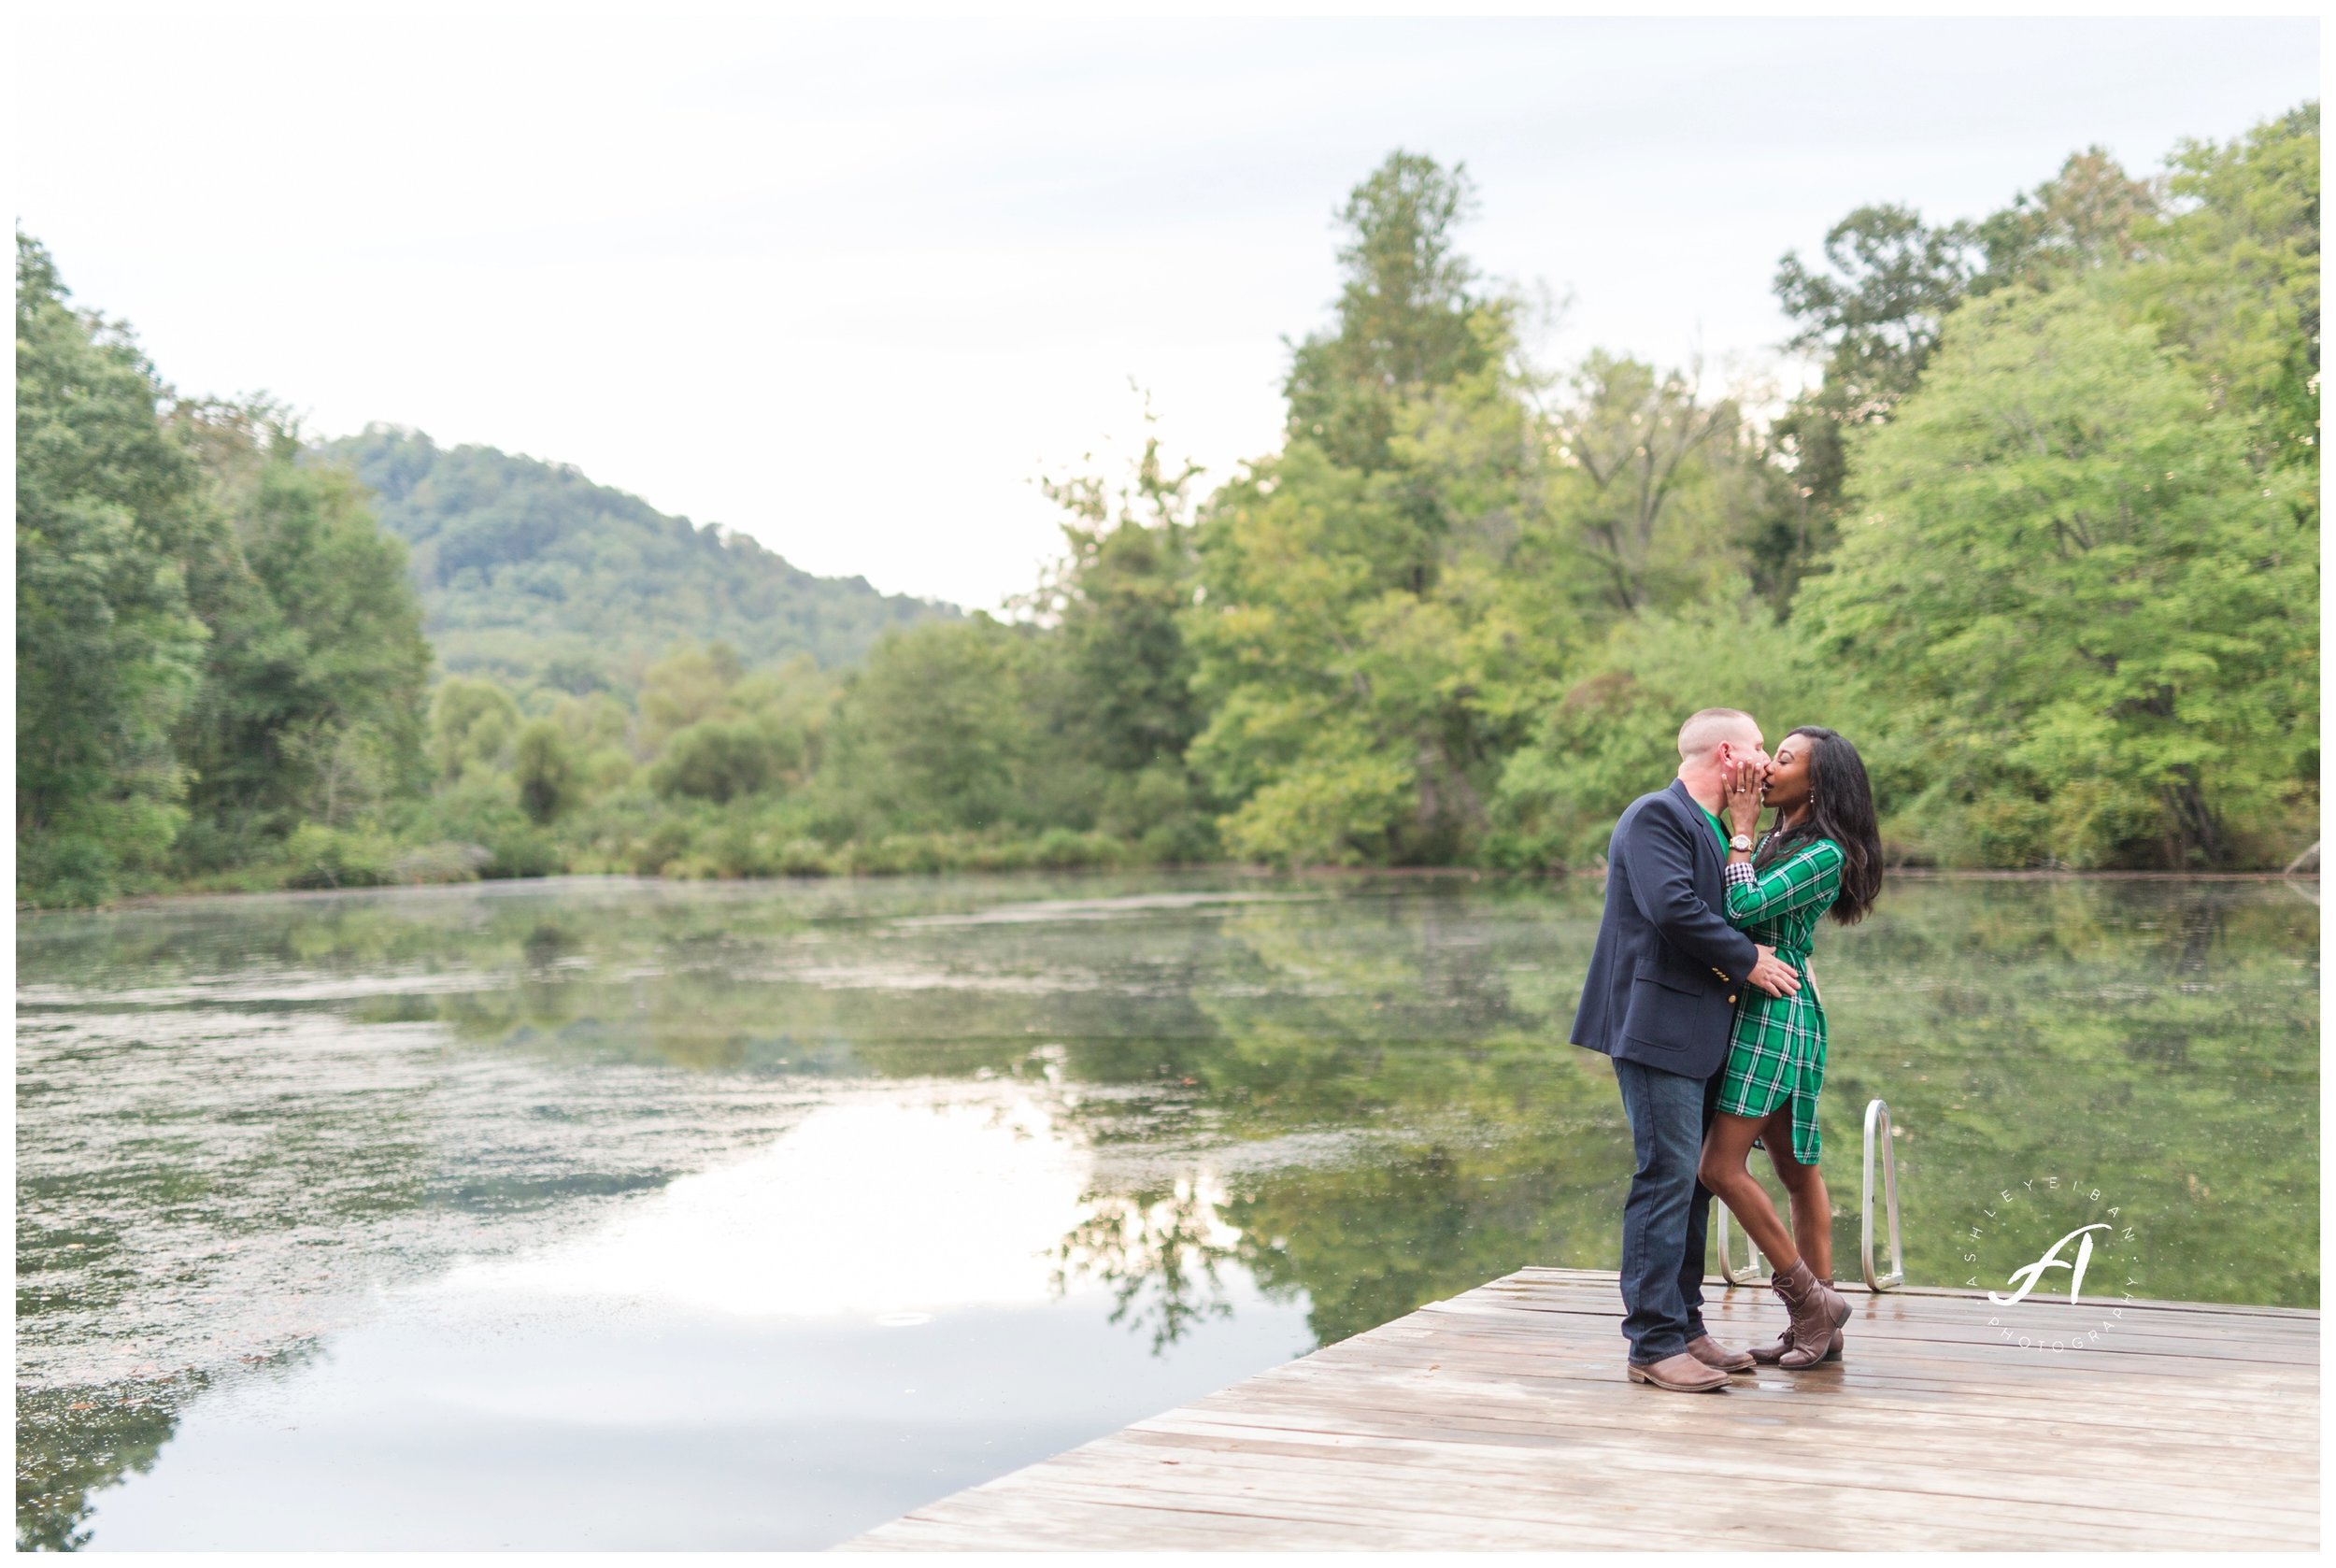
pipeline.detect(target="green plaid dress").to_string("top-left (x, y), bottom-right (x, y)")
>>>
top-left (1716, 834), bottom-right (1845, 1164)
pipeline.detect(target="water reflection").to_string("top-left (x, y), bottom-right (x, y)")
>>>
top-left (450, 1091), bottom-right (1095, 1318)
top-left (1054, 1171), bottom-right (1247, 1352)
top-left (67, 1084), bottom-right (1309, 1551)
top-left (16, 872), bottom-right (2318, 1549)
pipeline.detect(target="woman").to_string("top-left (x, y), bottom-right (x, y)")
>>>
top-left (1697, 725), bottom-right (1884, 1369)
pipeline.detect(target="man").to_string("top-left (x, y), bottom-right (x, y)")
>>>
top-left (1572, 708), bottom-right (1802, 1393)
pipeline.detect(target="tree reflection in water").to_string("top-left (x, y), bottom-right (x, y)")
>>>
top-left (16, 872), bottom-right (2318, 1547)
top-left (1053, 1175), bottom-right (1245, 1353)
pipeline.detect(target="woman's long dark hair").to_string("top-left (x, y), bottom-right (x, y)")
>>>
top-left (1754, 726), bottom-right (1884, 925)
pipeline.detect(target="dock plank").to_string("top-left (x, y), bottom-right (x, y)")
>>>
top-left (846, 1267), bottom-right (2318, 1551)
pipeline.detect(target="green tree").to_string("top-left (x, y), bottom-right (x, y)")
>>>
top-left (1283, 150), bottom-right (1498, 476)
top-left (1489, 596), bottom-right (1836, 869)
top-left (1188, 324), bottom-right (1574, 865)
top-left (1023, 403), bottom-right (1217, 858)
top-left (547, 689), bottom-right (637, 795)
top-left (1970, 147), bottom-right (2160, 296)
top-left (637, 641), bottom-right (745, 753)
top-left (1756, 205), bottom-right (1981, 604)
top-left (429, 677), bottom-right (520, 783)
top-left (15, 235), bottom-right (211, 905)
top-left (1759, 151), bottom-right (2164, 610)
top-left (1775, 204), bottom-right (1979, 423)
top-left (1187, 153), bottom-right (1659, 865)
top-left (821, 617), bottom-right (1038, 834)
top-left (631, 642), bottom-right (828, 802)
top-left (2117, 103), bottom-right (2319, 474)
top-left (1544, 352), bottom-right (1760, 615)
top-left (1801, 283), bottom-right (2316, 868)
top-left (512, 718), bottom-right (578, 822)
top-left (648, 721), bottom-right (784, 805)
top-left (1035, 416), bottom-right (1207, 776)
top-left (170, 402), bottom-right (432, 853)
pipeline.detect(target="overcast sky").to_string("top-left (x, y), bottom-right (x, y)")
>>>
top-left (15, 14), bottom-right (2317, 609)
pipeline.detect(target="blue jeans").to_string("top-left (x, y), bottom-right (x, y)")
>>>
top-left (1612, 1055), bottom-right (1722, 1363)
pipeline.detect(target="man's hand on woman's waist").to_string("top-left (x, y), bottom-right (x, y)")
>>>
top-left (1747, 946), bottom-right (1801, 998)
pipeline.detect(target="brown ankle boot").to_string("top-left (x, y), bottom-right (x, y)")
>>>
top-left (1749, 1323), bottom-right (1844, 1364)
top-left (1770, 1260), bottom-right (1849, 1370)
top-left (1749, 1276), bottom-right (1844, 1364)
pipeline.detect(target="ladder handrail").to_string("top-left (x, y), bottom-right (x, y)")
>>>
top-left (1861, 1097), bottom-right (1905, 1290)
top-left (1714, 1097), bottom-right (1903, 1291)
top-left (1714, 1201), bottom-right (1766, 1286)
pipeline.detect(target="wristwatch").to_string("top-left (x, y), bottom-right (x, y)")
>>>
top-left (1729, 833), bottom-right (1754, 853)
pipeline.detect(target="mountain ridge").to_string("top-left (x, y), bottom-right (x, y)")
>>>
top-left (316, 424), bottom-right (958, 692)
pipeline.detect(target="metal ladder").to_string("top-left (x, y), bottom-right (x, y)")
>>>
top-left (1715, 1096), bottom-right (1903, 1290)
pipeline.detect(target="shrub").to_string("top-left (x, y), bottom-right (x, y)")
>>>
top-left (649, 720), bottom-right (786, 804)
top-left (387, 842), bottom-right (492, 884)
top-left (1032, 827), bottom-right (1122, 869)
top-left (480, 827), bottom-right (563, 879)
top-left (282, 822), bottom-right (397, 889)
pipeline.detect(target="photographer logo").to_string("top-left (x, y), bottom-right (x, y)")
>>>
top-left (1964, 1176), bottom-right (2142, 1352)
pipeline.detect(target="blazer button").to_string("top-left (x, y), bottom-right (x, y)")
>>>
top-left (1726, 995), bottom-right (1736, 1005)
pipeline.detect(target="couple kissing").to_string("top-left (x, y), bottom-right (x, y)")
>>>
top-left (1571, 707), bottom-right (1885, 1393)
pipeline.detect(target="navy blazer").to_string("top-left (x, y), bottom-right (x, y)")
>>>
top-left (1570, 779), bottom-right (1762, 1080)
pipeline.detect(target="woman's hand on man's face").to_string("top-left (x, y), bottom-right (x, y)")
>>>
top-left (1722, 757), bottom-right (1767, 834)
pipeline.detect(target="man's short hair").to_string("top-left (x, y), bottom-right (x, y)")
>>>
top-left (1677, 707), bottom-right (1758, 762)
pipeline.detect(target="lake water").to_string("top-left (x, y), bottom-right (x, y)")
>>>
top-left (16, 871), bottom-right (2319, 1549)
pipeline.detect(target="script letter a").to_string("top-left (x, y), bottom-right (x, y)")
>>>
top-left (1987, 1224), bottom-right (2109, 1306)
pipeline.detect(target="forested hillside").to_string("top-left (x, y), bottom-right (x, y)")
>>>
top-left (16, 102), bottom-right (2318, 906)
top-left (317, 427), bottom-right (953, 692)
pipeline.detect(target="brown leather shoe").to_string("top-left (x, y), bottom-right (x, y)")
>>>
top-left (1686, 1333), bottom-right (1755, 1372)
top-left (1626, 1351), bottom-right (1730, 1392)
top-left (1771, 1260), bottom-right (1850, 1370)
top-left (1749, 1276), bottom-right (1845, 1365)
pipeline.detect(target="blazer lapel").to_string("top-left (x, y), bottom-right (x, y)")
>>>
top-left (1668, 778), bottom-right (1718, 880)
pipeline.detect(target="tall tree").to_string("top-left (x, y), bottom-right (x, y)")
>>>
top-left (1754, 206), bottom-right (1983, 604)
top-left (1188, 152), bottom-right (1572, 865)
top-left (1283, 151), bottom-right (1499, 478)
top-left (1022, 407), bottom-right (1219, 857)
top-left (1758, 156), bottom-right (2168, 610)
top-left (1775, 204), bottom-right (1980, 423)
top-left (820, 617), bottom-right (1040, 834)
top-left (1970, 147), bottom-right (2160, 295)
top-left (15, 235), bottom-right (211, 904)
top-left (1033, 408), bottom-right (1208, 777)
top-left (170, 402), bottom-right (433, 859)
top-left (1543, 352), bottom-right (1756, 615)
top-left (2118, 103), bottom-right (2319, 475)
top-left (1801, 283), bottom-right (2315, 868)
top-left (429, 676), bottom-right (520, 784)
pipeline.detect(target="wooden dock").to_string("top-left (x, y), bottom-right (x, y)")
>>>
top-left (848, 1266), bottom-right (2317, 1551)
